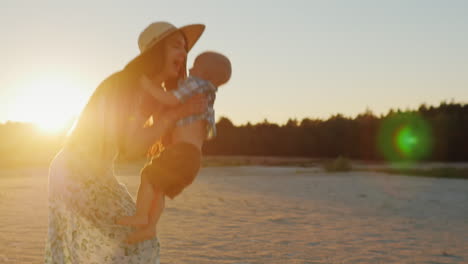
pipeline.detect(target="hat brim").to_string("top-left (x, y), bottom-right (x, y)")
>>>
top-left (178, 24), bottom-right (205, 52)
top-left (126, 23), bottom-right (205, 75)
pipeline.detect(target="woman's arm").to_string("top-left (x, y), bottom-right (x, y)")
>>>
top-left (119, 110), bottom-right (176, 159)
top-left (120, 94), bottom-right (207, 159)
top-left (141, 75), bottom-right (180, 106)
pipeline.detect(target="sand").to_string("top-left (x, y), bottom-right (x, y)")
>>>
top-left (0, 164), bottom-right (467, 263)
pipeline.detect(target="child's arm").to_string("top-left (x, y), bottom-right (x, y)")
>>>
top-left (141, 75), bottom-right (216, 107)
top-left (140, 76), bottom-right (180, 106)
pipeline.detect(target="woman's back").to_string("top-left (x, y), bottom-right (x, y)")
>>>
top-left (44, 70), bottom-right (161, 263)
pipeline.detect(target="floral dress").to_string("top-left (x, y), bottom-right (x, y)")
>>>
top-left (44, 72), bottom-right (160, 263)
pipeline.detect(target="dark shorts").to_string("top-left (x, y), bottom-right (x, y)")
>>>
top-left (141, 142), bottom-right (201, 199)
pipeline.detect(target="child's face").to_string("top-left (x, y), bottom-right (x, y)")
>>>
top-left (190, 53), bottom-right (231, 86)
top-left (189, 64), bottom-right (219, 86)
top-left (189, 66), bottom-right (204, 79)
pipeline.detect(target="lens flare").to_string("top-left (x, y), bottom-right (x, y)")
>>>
top-left (378, 113), bottom-right (432, 162)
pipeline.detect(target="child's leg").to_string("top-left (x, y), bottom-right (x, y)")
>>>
top-left (116, 174), bottom-right (154, 226)
top-left (148, 188), bottom-right (165, 227)
top-left (124, 188), bottom-right (165, 244)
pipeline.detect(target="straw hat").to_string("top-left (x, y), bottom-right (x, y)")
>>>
top-left (138, 21), bottom-right (205, 54)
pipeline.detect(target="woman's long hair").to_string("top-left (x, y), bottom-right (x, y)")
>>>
top-left (66, 34), bottom-right (187, 155)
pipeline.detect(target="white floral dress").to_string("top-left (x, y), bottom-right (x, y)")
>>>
top-left (44, 72), bottom-right (160, 263)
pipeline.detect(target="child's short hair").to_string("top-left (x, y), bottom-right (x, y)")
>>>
top-left (194, 51), bottom-right (232, 86)
top-left (141, 142), bottom-right (201, 199)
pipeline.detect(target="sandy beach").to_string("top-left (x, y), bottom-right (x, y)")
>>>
top-left (0, 164), bottom-right (467, 263)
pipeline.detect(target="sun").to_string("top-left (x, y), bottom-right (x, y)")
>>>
top-left (33, 114), bottom-right (72, 133)
top-left (8, 74), bottom-right (88, 133)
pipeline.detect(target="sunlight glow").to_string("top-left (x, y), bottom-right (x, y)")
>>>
top-left (7, 74), bottom-right (87, 133)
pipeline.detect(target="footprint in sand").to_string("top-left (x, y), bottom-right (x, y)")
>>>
top-left (269, 217), bottom-right (293, 225)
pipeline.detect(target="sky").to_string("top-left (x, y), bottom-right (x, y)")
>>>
top-left (1, 0), bottom-right (467, 128)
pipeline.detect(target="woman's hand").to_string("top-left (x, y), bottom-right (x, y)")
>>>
top-left (124, 94), bottom-right (206, 158)
top-left (173, 93), bottom-right (208, 120)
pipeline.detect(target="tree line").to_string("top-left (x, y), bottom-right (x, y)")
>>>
top-left (0, 101), bottom-right (467, 167)
top-left (203, 102), bottom-right (468, 162)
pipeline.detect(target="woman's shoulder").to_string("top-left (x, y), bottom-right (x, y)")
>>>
top-left (97, 71), bottom-right (126, 91)
top-left (93, 70), bottom-right (139, 99)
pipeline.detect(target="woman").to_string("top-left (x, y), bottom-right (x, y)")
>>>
top-left (44, 21), bottom-right (205, 263)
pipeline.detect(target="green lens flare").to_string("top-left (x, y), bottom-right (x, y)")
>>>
top-left (397, 126), bottom-right (418, 156)
top-left (378, 113), bottom-right (432, 162)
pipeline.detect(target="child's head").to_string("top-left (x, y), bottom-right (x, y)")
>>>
top-left (189, 51), bottom-right (232, 87)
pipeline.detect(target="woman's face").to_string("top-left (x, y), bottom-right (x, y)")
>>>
top-left (161, 32), bottom-right (187, 80)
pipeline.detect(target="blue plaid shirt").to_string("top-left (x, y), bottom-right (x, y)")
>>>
top-left (173, 76), bottom-right (217, 139)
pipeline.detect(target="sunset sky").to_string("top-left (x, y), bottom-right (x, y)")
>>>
top-left (1, 0), bottom-right (467, 130)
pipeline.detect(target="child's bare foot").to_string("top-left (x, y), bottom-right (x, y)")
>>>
top-left (115, 215), bottom-right (149, 227)
top-left (124, 226), bottom-right (157, 244)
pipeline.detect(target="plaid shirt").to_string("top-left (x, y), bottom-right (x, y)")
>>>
top-left (173, 76), bottom-right (218, 139)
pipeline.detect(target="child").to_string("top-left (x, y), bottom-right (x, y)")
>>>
top-left (116, 51), bottom-right (231, 243)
